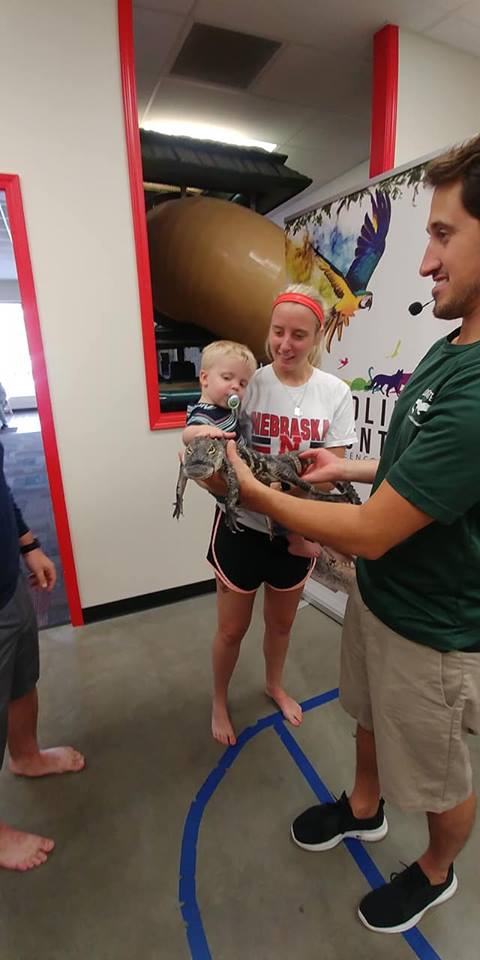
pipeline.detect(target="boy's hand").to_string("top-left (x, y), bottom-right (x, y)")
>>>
top-left (189, 426), bottom-right (235, 439)
top-left (182, 425), bottom-right (236, 444)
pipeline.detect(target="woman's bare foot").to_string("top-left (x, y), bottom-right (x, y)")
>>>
top-left (287, 535), bottom-right (321, 559)
top-left (211, 700), bottom-right (237, 746)
top-left (265, 686), bottom-right (303, 726)
top-left (0, 822), bottom-right (55, 871)
top-left (9, 746), bottom-right (86, 778)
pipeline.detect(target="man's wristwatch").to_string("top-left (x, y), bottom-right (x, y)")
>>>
top-left (20, 537), bottom-right (41, 555)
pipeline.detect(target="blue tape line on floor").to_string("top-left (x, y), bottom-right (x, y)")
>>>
top-left (274, 721), bottom-right (444, 960)
top-left (180, 688), bottom-right (444, 960)
top-left (179, 689), bottom-right (339, 958)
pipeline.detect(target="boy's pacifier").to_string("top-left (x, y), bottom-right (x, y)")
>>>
top-left (227, 394), bottom-right (240, 410)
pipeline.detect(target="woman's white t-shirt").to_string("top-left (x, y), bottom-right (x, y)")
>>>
top-left (236, 364), bottom-right (357, 533)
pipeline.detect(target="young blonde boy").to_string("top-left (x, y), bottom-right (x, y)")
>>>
top-left (182, 340), bottom-right (257, 444)
top-left (182, 340), bottom-right (323, 559)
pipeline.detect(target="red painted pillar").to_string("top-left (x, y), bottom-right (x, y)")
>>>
top-left (370, 25), bottom-right (399, 177)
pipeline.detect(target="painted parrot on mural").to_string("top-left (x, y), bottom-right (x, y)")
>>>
top-left (315, 190), bottom-right (391, 351)
top-left (286, 190), bottom-right (391, 352)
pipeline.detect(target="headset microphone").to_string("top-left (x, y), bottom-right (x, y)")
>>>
top-left (408, 299), bottom-right (434, 316)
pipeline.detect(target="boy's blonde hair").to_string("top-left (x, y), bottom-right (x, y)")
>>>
top-left (266, 283), bottom-right (324, 366)
top-left (200, 339), bottom-right (257, 375)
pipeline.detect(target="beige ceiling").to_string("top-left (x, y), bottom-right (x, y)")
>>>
top-left (2, 2), bottom-right (480, 283)
top-left (134, 0), bottom-right (480, 190)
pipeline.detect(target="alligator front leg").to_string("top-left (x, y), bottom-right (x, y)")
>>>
top-left (333, 481), bottom-right (362, 505)
top-left (173, 464), bottom-right (188, 519)
top-left (309, 484), bottom-right (361, 504)
top-left (269, 465), bottom-right (361, 505)
top-left (269, 464), bottom-right (335, 499)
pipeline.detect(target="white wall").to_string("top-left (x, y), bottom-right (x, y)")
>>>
top-left (0, 0), bottom-right (212, 608)
top-left (397, 30), bottom-right (480, 166)
top-left (268, 161), bottom-right (370, 226)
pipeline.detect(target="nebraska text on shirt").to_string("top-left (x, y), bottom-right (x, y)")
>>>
top-left (250, 411), bottom-right (330, 442)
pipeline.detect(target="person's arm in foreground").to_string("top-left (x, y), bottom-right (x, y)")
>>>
top-left (225, 442), bottom-right (432, 561)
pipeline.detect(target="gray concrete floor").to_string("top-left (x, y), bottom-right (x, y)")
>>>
top-left (0, 593), bottom-right (478, 960)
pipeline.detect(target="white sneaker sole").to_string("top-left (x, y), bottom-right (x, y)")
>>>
top-left (291, 816), bottom-right (388, 852)
top-left (357, 873), bottom-right (458, 934)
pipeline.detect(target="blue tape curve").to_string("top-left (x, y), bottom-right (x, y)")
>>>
top-left (179, 688), bottom-right (444, 960)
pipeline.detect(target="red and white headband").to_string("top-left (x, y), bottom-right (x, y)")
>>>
top-left (272, 292), bottom-right (324, 329)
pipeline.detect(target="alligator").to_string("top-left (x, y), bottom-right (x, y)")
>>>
top-left (173, 437), bottom-right (361, 533)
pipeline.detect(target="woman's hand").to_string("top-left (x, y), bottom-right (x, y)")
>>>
top-left (299, 447), bottom-right (347, 485)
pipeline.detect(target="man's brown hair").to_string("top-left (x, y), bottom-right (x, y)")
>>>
top-left (425, 135), bottom-right (480, 220)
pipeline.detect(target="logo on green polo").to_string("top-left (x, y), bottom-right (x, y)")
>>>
top-left (409, 388), bottom-right (434, 426)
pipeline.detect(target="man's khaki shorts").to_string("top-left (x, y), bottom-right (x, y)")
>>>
top-left (341, 580), bottom-right (480, 813)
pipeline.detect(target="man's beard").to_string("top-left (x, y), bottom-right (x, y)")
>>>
top-left (433, 278), bottom-right (480, 320)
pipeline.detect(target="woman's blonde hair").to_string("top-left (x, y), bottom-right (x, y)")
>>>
top-left (265, 283), bottom-right (324, 366)
top-left (200, 339), bottom-right (257, 375)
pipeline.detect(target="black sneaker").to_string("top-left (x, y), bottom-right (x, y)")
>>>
top-left (358, 861), bottom-right (458, 934)
top-left (291, 791), bottom-right (388, 851)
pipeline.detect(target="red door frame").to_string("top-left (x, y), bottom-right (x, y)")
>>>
top-left (118, 0), bottom-right (185, 430)
top-left (0, 174), bottom-right (83, 626)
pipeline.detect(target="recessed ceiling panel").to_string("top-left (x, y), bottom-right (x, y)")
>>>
top-left (170, 22), bottom-right (281, 88)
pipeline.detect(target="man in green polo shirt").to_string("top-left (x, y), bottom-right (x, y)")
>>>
top-left (223, 134), bottom-right (480, 934)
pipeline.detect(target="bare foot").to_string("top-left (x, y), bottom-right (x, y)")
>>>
top-left (9, 746), bottom-right (86, 778)
top-left (265, 687), bottom-right (303, 726)
top-left (0, 822), bottom-right (55, 871)
top-left (287, 535), bottom-right (321, 559)
top-left (211, 701), bottom-right (237, 747)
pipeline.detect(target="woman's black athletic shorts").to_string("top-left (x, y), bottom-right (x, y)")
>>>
top-left (207, 507), bottom-right (314, 593)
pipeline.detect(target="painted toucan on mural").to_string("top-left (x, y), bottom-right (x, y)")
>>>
top-left (287, 190), bottom-right (392, 352)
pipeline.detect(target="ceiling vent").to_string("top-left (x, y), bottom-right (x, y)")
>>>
top-left (170, 23), bottom-right (281, 89)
